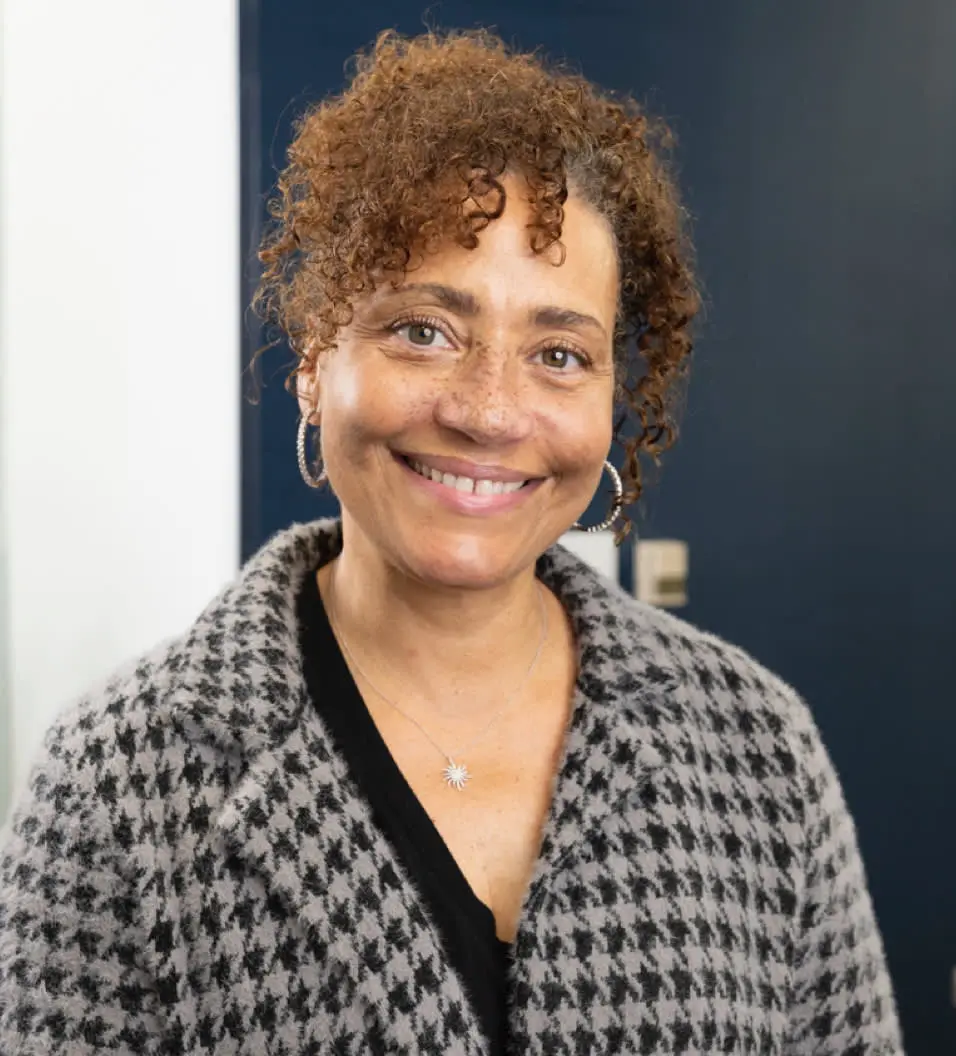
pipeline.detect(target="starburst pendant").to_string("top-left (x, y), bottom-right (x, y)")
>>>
top-left (443, 760), bottom-right (471, 791)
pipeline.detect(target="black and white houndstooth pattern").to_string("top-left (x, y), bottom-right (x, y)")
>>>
top-left (0, 519), bottom-right (902, 1054)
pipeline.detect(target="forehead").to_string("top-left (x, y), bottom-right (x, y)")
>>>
top-left (371, 176), bottom-right (619, 329)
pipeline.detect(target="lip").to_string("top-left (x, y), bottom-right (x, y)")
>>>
top-left (392, 451), bottom-right (544, 515)
top-left (395, 451), bottom-right (538, 484)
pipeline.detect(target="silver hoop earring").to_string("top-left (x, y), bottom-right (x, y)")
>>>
top-left (296, 415), bottom-right (327, 489)
top-left (573, 460), bottom-right (624, 533)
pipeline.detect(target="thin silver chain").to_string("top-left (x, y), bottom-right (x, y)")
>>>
top-left (327, 562), bottom-right (548, 779)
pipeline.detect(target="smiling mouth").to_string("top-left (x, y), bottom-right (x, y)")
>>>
top-left (400, 455), bottom-right (532, 496)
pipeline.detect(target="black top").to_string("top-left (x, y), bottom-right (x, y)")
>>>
top-left (296, 568), bottom-right (511, 1053)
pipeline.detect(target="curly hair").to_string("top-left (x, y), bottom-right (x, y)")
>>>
top-left (254, 28), bottom-right (700, 540)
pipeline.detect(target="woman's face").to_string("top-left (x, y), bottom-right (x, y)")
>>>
top-left (309, 174), bottom-right (619, 590)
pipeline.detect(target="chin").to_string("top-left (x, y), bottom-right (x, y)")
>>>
top-left (399, 528), bottom-right (532, 591)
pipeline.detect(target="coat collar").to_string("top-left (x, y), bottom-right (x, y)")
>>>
top-left (173, 520), bottom-right (681, 1052)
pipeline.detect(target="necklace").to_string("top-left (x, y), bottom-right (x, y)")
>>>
top-left (326, 564), bottom-right (548, 790)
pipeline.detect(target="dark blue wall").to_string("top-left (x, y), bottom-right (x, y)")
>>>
top-left (241, 4), bottom-right (956, 1050)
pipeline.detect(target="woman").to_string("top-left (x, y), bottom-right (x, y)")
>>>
top-left (0, 28), bottom-right (902, 1055)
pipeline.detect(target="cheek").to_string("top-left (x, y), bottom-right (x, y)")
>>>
top-left (322, 355), bottom-right (433, 456)
top-left (537, 392), bottom-right (614, 475)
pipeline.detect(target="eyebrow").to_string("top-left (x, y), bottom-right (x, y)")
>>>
top-left (389, 282), bottom-right (608, 339)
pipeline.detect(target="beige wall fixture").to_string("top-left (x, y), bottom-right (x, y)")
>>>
top-left (635, 539), bottom-right (689, 608)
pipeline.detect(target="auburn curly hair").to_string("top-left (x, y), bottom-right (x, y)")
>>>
top-left (254, 28), bottom-right (700, 540)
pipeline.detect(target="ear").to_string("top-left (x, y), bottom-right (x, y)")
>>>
top-left (296, 359), bottom-right (320, 424)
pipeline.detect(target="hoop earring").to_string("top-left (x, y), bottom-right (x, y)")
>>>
top-left (573, 460), bottom-right (624, 533)
top-left (296, 415), bottom-right (327, 489)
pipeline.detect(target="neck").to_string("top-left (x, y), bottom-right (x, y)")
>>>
top-left (317, 521), bottom-right (550, 722)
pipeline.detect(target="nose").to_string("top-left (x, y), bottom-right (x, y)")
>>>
top-left (433, 349), bottom-right (534, 446)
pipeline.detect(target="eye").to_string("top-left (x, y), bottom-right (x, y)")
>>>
top-left (391, 317), bottom-right (454, 349)
top-left (538, 345), bottom-right (589, 371)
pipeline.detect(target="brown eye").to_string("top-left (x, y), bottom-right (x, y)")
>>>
top-left (392, 320), bottom-right (453, 349)
top-left (407, 324), bottom-right (437, 346)
top-left (539, 346), bottom-right (584, 370)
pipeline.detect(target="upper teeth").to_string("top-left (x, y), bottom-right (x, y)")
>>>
top-left (409, 459), bottom-right (526, 495)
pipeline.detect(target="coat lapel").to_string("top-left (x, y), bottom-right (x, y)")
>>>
top-left (529, 546), bottom-right (683, 887)
top-left (215, 712), bottom-right (485, 1054)
top-left (176, 521), bottom-right (486, 1055)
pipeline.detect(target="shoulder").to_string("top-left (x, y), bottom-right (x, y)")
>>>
top-left (629, 594), bottom-right (807, 720)
top-left (6, 637), bottom-right (187, 836)
top-left (551, 542), bottom-right (804, 711)
top-left (548, 544), bottom-right (828, 793)
top-left (595, 578), bottom-right (847, 864)
top-left (0, 640), bottom-right (186, 925)
top-left (621, 592), bottom-right (836, 817)
top-left (5, 520), bottom-right (335, 850)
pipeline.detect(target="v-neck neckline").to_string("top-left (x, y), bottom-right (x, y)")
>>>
top-left (297, 566), bottom-right (512, 950)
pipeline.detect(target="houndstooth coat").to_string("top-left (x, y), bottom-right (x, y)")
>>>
top-left (0, 519), bottom-right (903, 1054)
